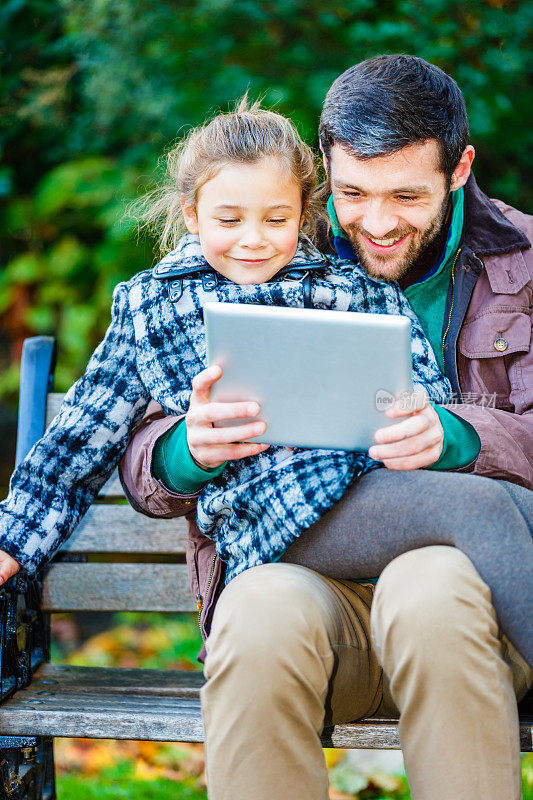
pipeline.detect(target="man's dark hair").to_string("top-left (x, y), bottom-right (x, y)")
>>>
top-left (319, 55), bottom-right (468, 176)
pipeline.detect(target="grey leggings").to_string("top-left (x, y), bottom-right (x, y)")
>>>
top-left (281, 469), bottom-right (533, 668)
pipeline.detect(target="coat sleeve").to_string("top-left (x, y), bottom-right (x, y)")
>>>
top-left (0, 283), bottom-right (151, 573)
top-left (445, 404), bottom-right (533, 490)
top-left (118, 402), bottom-right (201, 519)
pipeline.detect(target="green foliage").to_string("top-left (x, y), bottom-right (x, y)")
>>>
top-left (1, 156), bottom-right (152, 389)
top-left (1, 0), bottom-right (532, 395)
top-left (50, 611), bottom-right (204, 669)
top-left (329, 757), bottom-right (412, 798)
top-left (57, 0), bottom-right (533, 207)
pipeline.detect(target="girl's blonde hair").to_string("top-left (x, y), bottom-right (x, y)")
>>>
top-left (133, 96), bottom-right (322, 254)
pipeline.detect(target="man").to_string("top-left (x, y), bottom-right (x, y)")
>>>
top-left (120, 55), bottom-right (533, 799)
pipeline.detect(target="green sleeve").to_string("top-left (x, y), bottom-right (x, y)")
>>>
top-left (428, 404), bottom-right (481, 471)
top-left (153, 419), bottom-right (226, 494)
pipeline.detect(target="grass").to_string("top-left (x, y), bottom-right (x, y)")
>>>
top-left (57, 760), bottom-right (207, 799)
top-left (523, 753), bottom-right (533, 800)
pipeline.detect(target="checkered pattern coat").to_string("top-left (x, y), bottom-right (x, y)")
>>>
top-left (0, 235), bottom-right (451, 579)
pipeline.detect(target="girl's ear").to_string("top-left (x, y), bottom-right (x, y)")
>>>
top-left (299, 197), bottom-right (309, 231)
top-left (181, 200), bottom-right (199, 234)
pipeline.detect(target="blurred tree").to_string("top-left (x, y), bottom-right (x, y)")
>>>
top-left (58, 0), bottom-right (533, 204)
top-left (1, 0), bottom-right (532, 396)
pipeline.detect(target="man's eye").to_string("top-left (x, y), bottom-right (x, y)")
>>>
top-left (396, 195), bottom-right (417, 202)
top-left (342, 192), bottom-right (362, 199)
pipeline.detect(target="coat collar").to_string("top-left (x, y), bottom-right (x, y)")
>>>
top-left (461, 173), bottom-right (530, 256)
top-left (152, 233), bottom-right (329, 280)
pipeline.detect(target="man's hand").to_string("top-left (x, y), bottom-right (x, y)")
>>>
top-left (368, 392), bottom-right (444, 470)
top-left (0, 550), bottom-right (21, 586)
top-left (186, 365), bottom-right (270, 469)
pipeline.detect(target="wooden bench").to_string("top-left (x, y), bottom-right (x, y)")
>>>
top-left (0, 336), bottom-right (531, 798)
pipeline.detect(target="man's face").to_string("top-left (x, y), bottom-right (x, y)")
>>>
top-left (327, 140), bottom-right (451, 282)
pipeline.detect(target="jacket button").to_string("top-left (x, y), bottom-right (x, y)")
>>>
top-left (493, 337), bottom-right (508, 352)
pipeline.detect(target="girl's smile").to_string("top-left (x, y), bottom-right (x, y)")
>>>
top-left (181, 157), bottom-right (304, 284)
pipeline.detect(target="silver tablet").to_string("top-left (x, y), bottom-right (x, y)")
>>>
top-left (205, 302), bottom-right (413, 451)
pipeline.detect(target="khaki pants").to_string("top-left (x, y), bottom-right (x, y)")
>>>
top-left (201, 546), bottom-right (532, 800)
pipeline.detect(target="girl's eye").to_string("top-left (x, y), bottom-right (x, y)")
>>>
top-left (218, 218), bottom-right (240, 225)
top-left (268, 218), bottom-right (286, 224)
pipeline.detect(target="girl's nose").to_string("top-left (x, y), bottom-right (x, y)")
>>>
top-left (240, 226), bottom-right (265, 248)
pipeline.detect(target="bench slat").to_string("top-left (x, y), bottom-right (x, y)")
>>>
top-left (31, 663), bottom-right (204, 697)
top-left (1, 665), bottom-right (531, 750)
top-left (0, 693), bottom-right (205, 742)
top-left (42, 564), bottom-right (196, 612)
top-left (2, 669), bottom-right (532, 749)
top-left (97, 469), bottom-right (124, 498)
top-left (59, 505), bottom-right (188, 554)
top-left (45, 392), bottom-right (63, 428)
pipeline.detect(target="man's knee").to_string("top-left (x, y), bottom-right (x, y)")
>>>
top-left (371, 546), bottom-right (499, 668)
top-left (205, 563), bottom-right (334, 679)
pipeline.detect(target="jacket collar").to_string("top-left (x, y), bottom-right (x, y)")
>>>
top-left (152, 233), bottom-right (329, 280)
top-left (461, 173), bottom-right (530, 256)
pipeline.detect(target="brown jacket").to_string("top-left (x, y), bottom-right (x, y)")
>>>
top-left (119, 176), bottom-right (533, 646)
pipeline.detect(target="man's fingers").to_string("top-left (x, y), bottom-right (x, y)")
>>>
top-left (188, 401), bottom-right (260, 426)
top-left (384, 391), bottom-right (429, 419)
top-left (377, 444), bottom-right (443, 471)
top-left (374, 409), bottom-right (431, 444)
top-left (190, 365), bottom-right (223, 404)
top-left (188, 420), bottom-right (267, 448)
top-left (369, 427), bottom-right (443, 461)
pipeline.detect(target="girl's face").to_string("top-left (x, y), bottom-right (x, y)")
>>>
top-left (182, 157), bottom-right (304, 284)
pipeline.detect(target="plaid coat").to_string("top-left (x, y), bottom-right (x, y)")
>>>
top-left (0, 235), bottom-right (451, 578)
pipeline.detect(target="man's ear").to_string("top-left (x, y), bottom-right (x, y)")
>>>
top-left (181, 200), bottom-right (199, 234)
top-left (450, 145), bottom-right (475, 192)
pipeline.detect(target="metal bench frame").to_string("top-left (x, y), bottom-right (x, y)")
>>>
top-left (0, 336), bottom-right (531, 799)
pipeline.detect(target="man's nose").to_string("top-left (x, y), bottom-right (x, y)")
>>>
top-left (361, 201), bottom-right (399, 239)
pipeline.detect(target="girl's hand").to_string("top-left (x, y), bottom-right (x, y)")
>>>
top-left (186, 365), bottom-right (270, 469)
top-left (368, 391), bottom-right (444, 470)
top-left (0, 550), bottom-right (21, 586)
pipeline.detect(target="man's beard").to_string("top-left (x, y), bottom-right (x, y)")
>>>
top-left (344, 194), bottom-right (450, 283)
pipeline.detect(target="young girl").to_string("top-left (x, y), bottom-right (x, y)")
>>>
top-left (0, 101), bottom-right (530, 667)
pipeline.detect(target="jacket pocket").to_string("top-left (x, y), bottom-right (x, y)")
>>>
top-left (458, 309), bottom-right (530, 359)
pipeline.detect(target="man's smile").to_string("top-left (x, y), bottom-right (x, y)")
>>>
top-left (360, 232), bottom-right (412, 253)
